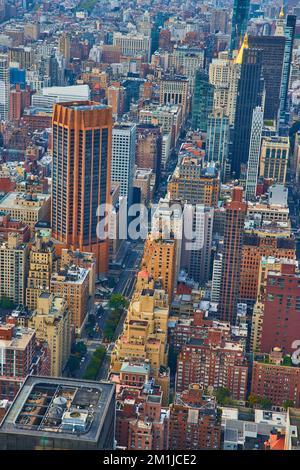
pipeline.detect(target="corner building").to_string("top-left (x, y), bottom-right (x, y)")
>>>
top-left (51, 101), bottom-right (112, 274)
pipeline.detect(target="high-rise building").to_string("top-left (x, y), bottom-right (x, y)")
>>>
top-left (58, 32), bottom-right (71, 66)
top-left (0, 376), bottom-right (116, 450)
top-left (50, 265), bottom-right (89, 333)
top-left (209, 54), bottom-right (241, 125)
top-left (135, 124), bottom-right (162, 175)
top-left (245, 106), bottom-right (264, 201)
top-left (219, 187), bottom-right (247, 323)
top-left (176, 328), bottom-right (248, 400)
top-left (191, 70), bottom-right (214, 131)
top-left (159, 75), bottom-right (189, 117)
top-left (276, 13), bottom-right (297, 124)
top-left (231, 40), bottom-right (264, 177)
top-left (26, 230), bottom-right (57, 312)
top-left (168, 384), bottom-right (221, 450)
top-left (251, 347), bottom-right (300, 407)
top-left (111, 272), bottom-right (169, 387)
top-left (211, 253), bottom-right (223, 303)
top-left (229, 0), bottom-right (250, 53)
top-left (29, 293), bottom-right (71, 377)
top-left (248, 35), bottom-right (285, 121)
top-left (168, 156), bottom-right (220, 207)
top-left (182, 205), bottom-right (214, 285)
top-left (259, 136), bottom-right (289, 185)
top-left (51, 101), bottom-right (112, 274)
top-left (260, 263), bottom-right (300, 355)
top-left (111, 123), bottom-right (136, 206)
top-left (142, 235), bottom-right (177, 301)
top-left (250, 256), bottom-right (296, 353)
top-left (0, 54), bottom-right (9, 121)
top-left (206, 108), bottom-right (230, 175)
top-left (0, 234), bottom-right (28, 305)
top-left (240, 222), bottom-right (295, 307)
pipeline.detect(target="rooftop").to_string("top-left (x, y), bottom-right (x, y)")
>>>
top-left (0, 376), bottom-right (115, 442)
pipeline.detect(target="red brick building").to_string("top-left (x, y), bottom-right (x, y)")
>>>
top-left (219, 187), bottom-right (247, 323)
top-left (0, 323), bottom-right (50, 400)
top-left (260, 263), bottom-right (300, 355)
top-left (176, 327), bottom-right (248, 401)
top-left (136, 124), bottom-right (162, 174)
top-left (251, 348), bottom-right (300, 407)
top-left (112, 363), bottom-right (168, 450)
top-left (0, 213), bottom-right (30, 242)
top-left (168, 384), bottom-right (221, 450)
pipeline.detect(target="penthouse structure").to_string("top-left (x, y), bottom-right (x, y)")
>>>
top-left (0, 376), bottom-right (115, 449)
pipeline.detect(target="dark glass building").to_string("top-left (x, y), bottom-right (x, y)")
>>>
top-left (231, 45), bottom-right (264, 177)
top-left (279, 15), bottom-right (296, 124)
top-left (248, 35), bottom-right (285, 121)
top-left (230, 0), bottom-right (250, 53)
top-left (191, 70), bottom-right (214, 132)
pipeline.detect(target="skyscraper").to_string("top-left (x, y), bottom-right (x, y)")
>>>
top-left (231, 39), bottom-right (264, 177)
top-left (245, 106), bottom-right (264, 201)
top-left (229, 0), bottom-right (250, 53)
top-left (111, 123), bottom-right (136, 206)
top-left (206, 108), bottom-right (230, 178)
top-left (51, 101), bottom-right (112, 274)
top-left (0, 54), bottom-right (9, 121)
top-left (219, 187), bottom-right (247, 323)
top-left (248, 35), bottom-right (285, 121)
top-left (191, 70), bottom-right (214, 131)
top-left (278, 14), bottom-right (297, 124)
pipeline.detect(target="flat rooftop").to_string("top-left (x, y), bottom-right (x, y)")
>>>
top-left (0, 376), bottom-right (115, 443)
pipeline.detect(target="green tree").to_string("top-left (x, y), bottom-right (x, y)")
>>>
top-left (248, 394), bottom-right (259, 407)
top-left (67, 355), bottom-right (80, 375)
top-left (73, 341), bottom-right (87, 357)
top-left (283, 399), bottom-right (294, 410)
top-left (259, 397), bottom-right (272, 410)
top-left (109, 294), bottom-right (128, 312)
top-left (215, 387), bottom-right (231, 405)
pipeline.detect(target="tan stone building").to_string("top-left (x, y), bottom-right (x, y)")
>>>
top-left (0, 192), bottom-right (50, 231)
top-left (26, 229), bottom-right (57, 311)
top-left (29, 293), bottom-right (71, 377)
top-left (50, 265), bottom-right (89, 333)
top-left (111, 272), bottom-right (169, 384)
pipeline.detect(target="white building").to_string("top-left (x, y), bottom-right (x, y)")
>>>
top-left (113, 32), bottom-right (151, 61)
top-left (245, 106), bottom-right (264, 201)
top-left (32, 85), bottom-right (91, 108)
top-left (0, 54), bottom-right (9, 121)
top-left (111, 123), bottom-right (136, 206)
top-left (211, 252), bottom-right (223, 303)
